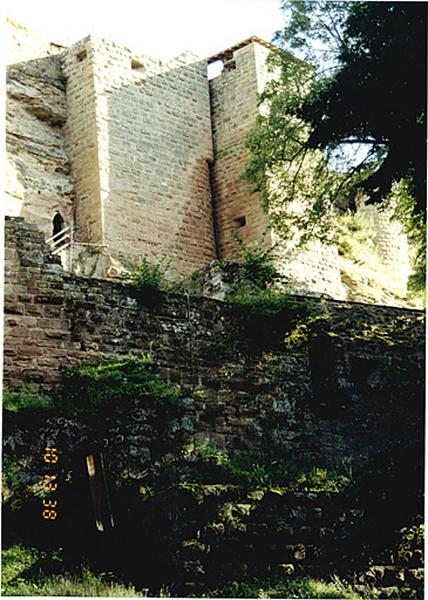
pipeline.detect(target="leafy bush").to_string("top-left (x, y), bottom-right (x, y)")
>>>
top-left (393, 178), bottom-right (426, 295)
top-left (2, 459), bottom-right (21, 507)
top-left (1, 545), bottom-right (41, 588)
top-left (233, 235), bottom-right (281, 290)
top-left (3, 388), bottom-right (54, 412)
top-left (227, 287), bottom-right (293, 317)
top-left (397, 520), bottom-right (424, 561)
top-left (283, 311), bottom-right (331, 349)
top-left (335, 211), bottom-right (376, 259)
top-left (62, 356), bottom-right (182, 426)
top-left (126, 257), bottom-right (170, 302)
top-left (217, 236), bottom-right (295, 317)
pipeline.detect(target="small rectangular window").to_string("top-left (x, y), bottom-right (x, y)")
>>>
top-left (76, 50), bottom-right (87, 62)
top-left (224, 59), bottom-right (236, 71)
top-left (131, 58), bottom-right (143, 70)
top-left (234, 216), bottom-right (246, 228)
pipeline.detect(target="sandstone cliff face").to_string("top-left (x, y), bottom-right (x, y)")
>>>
top-left (6, 55), bottom-right (75, 240)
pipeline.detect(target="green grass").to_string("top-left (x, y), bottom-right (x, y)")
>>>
top-left (3, 388), bottom-right (54, 412)
top-left (184, 436), bottom-right (352, 492)
top-left (199, 574), bottom-right (366, 598)
top-left (1, 546), bottom-right (147, 597)
top-left (1, 545), bottom-right (41, 587)
top-left (227, 287), bottom-right (293, 317)
top-left (62, 356), bottom-right (183, 423)
top-left (3, 570), bottom-right (147, 597)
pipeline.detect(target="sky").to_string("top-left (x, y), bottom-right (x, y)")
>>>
top-left (4, 0), bottom-right (285, 60)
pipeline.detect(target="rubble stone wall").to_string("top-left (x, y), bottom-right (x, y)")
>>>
top-left (4, 217), bottom-right (424, 470)
top-left (359, 203), bottom-right (411, 295)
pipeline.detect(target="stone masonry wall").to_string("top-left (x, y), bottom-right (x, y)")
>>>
top-left (209, 42), bottom-right (272, 258)
top-left (359, 202), bottom-right (411, 296)
top-left (4, 217), bottom-right (424, 471)
top-left (272, 234), bottom-right (347, 300)
top-left (62, 36), bottom-right (217, 273)
top-left (6, 18), bottom-right (64, 65)
top-left (209, 40), bottom-right (347, 299)
top-left (5, 22), bottom-right (411, 303)
top-left (62, 38), bottom-right (104, 245)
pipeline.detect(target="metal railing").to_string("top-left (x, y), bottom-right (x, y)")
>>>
top-left (45, 225), bottom-right (73, 255)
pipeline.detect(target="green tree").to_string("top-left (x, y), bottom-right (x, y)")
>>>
top-left (245, 1), bottom-right (426, 291)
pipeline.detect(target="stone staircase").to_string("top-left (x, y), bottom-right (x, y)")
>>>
top-left (142, 485), bottom-right (423, 597)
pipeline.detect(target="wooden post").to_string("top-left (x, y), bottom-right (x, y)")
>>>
top-left (86, 450), bottom-right (114, 532)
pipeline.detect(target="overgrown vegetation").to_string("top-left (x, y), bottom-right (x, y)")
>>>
top-left (199, 573), bottom-right (366, 599)
top-left (335, 210), bottom-right (376, 259)
top-left (215, 235), bottom-right (295, 317)
top-left (2, 459), bottom-right (24, 510)
top-left (61, 355), bottom-right (183, 427)
top-left (230, 235), bottom-right (281, 290)
top-left (227, 287), bottom-right (294, 317)
top-left (126, 257), bottom-right (171, 302)
top-left (182, 436), bottom-right (351, 492)
top-left (3, 350), bottom-right (423, 598)
top-left (397, 521), bottom-right (424, 563)
top-left (244, 0), bottom-right (426, 293)
top-left (283, 309), bottom-right (330, 349)
top-left (0, 547), bottom-right (379, 599)
top-left (3, 388), bottom-right (54, 412)
top-left (393, 178), bottom-right (426, 294)
top-left (1, 545), bottom-right (147, 597)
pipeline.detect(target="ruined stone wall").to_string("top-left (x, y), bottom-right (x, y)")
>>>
top-left (272, 235), bottom-right (347, 300)
top-left (6, 18), bottom-right (64, 65)
top-left (209, 42), bottom-right (271, 258)
top-left (5, 54), bottom-right (75, 240)
top-left (5, 23), bottom-right (410, 301)
top-left (358, 203), bottom-right (411, 296)
top-left (4, 217), bottom-right (424, 470)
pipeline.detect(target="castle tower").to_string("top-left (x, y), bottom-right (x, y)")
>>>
top-left (208, 37), bottom-right (273, 259)
top-left (62, 36), bottom-right (217, 275)
top-left (208, 38), bottom-right (347, 299)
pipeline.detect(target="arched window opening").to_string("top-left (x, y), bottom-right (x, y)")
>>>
top-left (52, 213), bottom-right (65, 237)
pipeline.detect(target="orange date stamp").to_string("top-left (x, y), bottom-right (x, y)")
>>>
top-left (42, 447), bottom-right (59, 520)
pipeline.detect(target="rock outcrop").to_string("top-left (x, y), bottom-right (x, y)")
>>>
top-left (6, 55), bottom-right (75, 239)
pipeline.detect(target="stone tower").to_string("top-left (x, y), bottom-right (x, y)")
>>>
top-left (62, 36), bottom-right (217, 275)
top-left (208, 38), bottom-right (347, 299)
top-left (209, 38), bottom-right (273, 258)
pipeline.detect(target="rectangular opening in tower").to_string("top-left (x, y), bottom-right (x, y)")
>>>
top-left (76, 50), bottom-right (87, 62)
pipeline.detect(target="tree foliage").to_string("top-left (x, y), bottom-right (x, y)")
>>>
top-left (245, 1), bottom-right (426, 291)
top-left (300, 1), bottom-right (426, 213)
